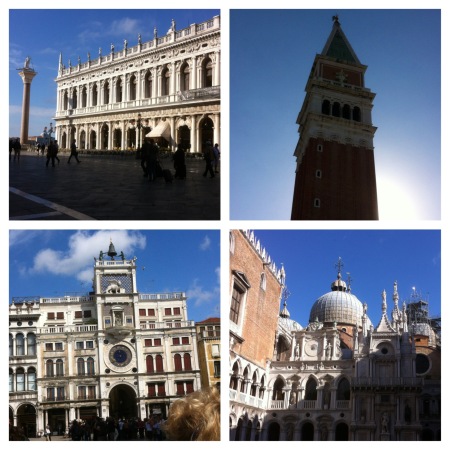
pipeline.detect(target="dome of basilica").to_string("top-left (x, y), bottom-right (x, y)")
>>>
top-left (309, 272), bottom-right (371, 328)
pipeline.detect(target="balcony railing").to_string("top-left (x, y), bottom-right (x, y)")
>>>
top-left (58, 16), bottom-right (220, 78)
top-left (43, 396), bottom-right (66, 402)
top-left (38, 325), bottom-right (98, 334)
top-left (41, 296), bottom-right (94, 303)
top-left (139, 320), bottom-right (194, 330)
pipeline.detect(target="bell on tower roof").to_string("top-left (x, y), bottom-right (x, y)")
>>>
top-left (108, 239), bottom-right (117, 259)
top-left (321, 16), bottom-right (361, 65)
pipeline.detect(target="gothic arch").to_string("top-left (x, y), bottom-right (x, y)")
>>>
top-left (276, 334), bottom-right (290, 361)
top-left (268, 374), bottom-right (287, 390)
top-left (267, 420), bottom-right (281, 441)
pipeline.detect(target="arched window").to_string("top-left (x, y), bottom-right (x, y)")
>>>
top-left (235, 418), bottom-right (243, 441)
top-left (16, 368), bottom-right (25, 391)
top-left (81, 86), bottom-right (87, 108)
top-left (16, 334), bottom-right (25, 356)
top-left (245, 421), bottom-right (252, 440)
top-left (46, 359), bottom-right (54, 377)
top-left (353, 106), bottom-right (361, 122)
top-left (77, 358), bottom-right (85, 375)
top-left (162, 67), bottom-right (170, 96)
top-left (305, 378), bottom-right (317, 400)
top-left (241, 367), bottom-right (250, 394)
top-left (180, 62), bottom-right (190, 91)
top-left (92, 84), bottom-right (98, 106)
top-left (342, 104), bottom-right (351, 120)
top-left (87, 357), bottom-right (95, 375)
top-left (250, 372), bottom-right (258, 397)
top-left (27, 333), bottom-right (36, 356)
top-left (129, 75), bottom-right (136, 101)
top-left (337, 378), bottom-right (351, 400)
top-left (332, 102), bottom-right (341, 117)
top-left (183, 353), bottom-right (192, 371)
top-left (260, 273), bottom-right (266, 291)
top-left (230, 361), bottom-right (239, 390)
top-left (56, 359), bottom-right (64, 376)
top-left (174, 353), bottom-right (182, 371)
top-left (322, 100), bottom-right (330, 115)
top-left (272, 378), bottom-right (285, 400)
top-left (9, 334), bottom-right (13, 356)
top-left (203, 58), bottom-right (213, 88)
top-left (145, 71), bottom-right (153, 98)
top-left (155, 354), bottom-right (163, 372)
top-left (116, 78), bottom-right (123, 103)
top-left (103, 80), bottom-right (110, 105)
top-left (72, 89), bottom-right (78, 109)
top-left (28, 368), bottom-right (37, 391)
top-left (63, 91), bottom-right (69, 110)
top-left (9, 369), bottom-right (14, 392)
top-left (146, 355), bottom-right (154, 373)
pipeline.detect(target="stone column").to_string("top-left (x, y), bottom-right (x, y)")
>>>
top-left (190, 115), bottom-right (197, 153)
top-left (18, 67), bottom-right (37, 145)
top-left (213, 113), bottom-right (220, 147)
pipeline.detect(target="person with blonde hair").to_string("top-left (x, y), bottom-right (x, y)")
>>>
top-left (164, 386), bottom-right (220, 441)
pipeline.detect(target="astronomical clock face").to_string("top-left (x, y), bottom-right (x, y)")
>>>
top-left (305, 339), bottom-right (319, 357)
top-left (109, 345), bottom-right (132, 367)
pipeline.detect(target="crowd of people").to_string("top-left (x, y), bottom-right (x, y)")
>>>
top-left (65, 414), bottom-right (166, 441)
top-left (9, 138), bottom-right (21, 162)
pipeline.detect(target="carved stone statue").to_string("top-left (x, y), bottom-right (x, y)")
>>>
top-left (294, 342), bottom-right (300, 359)
top-left (105, 280), bottom-right (123, 294)
top-left (24, 56), bottom-right (31, 68)
top-left (381, 412), bottom-right (389, 433)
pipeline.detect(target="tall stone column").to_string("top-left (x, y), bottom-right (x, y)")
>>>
top-left (18, 64), bottom-right (37, 145)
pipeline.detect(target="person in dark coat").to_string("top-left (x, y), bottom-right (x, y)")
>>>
top-left (147, 139), bottom-right (159, 181)
top-left (202, 141), bottom-right (215, 178)
top-left (173, 144), bottom-right (186, 179)
top-left (140, 138), bottom-right (151, 177)
top-left (45, 142), bottom-right (57, 167)
top-left (68, 140), bottom-right (81, 163)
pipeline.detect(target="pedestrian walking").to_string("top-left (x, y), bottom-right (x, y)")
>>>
top-left (147, 139), bottom-right (159, 181)
top-left (173, 144), bottom-right (186, 179)
top-left (45, 142), bottom-right (57, 167)
top-left (54, 140), bottom-right (60, 164)
top-left (44, 424), bottom-right (52, 441)
top-left (213, 143), bottom-right (220, 173)
top-left (202, 141), bottom-right (215, 178)
top-left (13, 139), bottom-right (21, 162)
top-left (68, 140), bottom-right (81, 163)
top-left (140, 138), bottom-right (151, 177)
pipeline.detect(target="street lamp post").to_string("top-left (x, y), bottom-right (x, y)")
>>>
top-left (136, 113), bottom-right (142, 150)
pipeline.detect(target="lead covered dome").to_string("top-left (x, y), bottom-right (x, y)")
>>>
top-left (309, 271), bottom-right (370, 328)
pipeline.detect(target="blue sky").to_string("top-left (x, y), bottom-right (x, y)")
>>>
top-left (245, 229), bottom-right (441, 328)
top-left (230, 9), bottom-right (441, 220)
top-left (9, 230), bottom-right (220, 323)
top-left (9, 8), bottom-right (220, 138)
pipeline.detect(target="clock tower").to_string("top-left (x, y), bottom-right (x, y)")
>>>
top-left (291, 16), bottom-right (379, 220)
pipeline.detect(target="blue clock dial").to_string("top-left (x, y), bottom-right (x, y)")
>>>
top-left (109, 345), bottom-right (132, 367)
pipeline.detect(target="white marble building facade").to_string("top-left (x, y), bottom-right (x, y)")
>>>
top-left (9, 244), bottom-right (201, 437)
top-left (53, 16), bottom-right (220, 153)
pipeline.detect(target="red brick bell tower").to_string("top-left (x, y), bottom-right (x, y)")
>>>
top-left (291, 16), bottom-right (378, 220)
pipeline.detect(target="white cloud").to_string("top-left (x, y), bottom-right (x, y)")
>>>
top-left (187, 278), bottom-right (220, 307)
top-left (28, 230), bottom-right (146, 282)
top-left (199, 235), bottom-right (211, 251)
